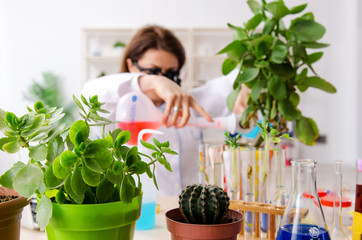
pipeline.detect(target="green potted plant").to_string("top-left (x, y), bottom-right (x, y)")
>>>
top-left (165, 184), bottom-right (242, 240)
top-left (0, 95), bottom-right (176, 240)
top-left (113, 40), bottom-right (126, 56)
top-left (218, 0), bottom-right (336, 146)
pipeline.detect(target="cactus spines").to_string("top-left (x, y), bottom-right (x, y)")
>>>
top-left (178, 184), bottom-right (230, 224)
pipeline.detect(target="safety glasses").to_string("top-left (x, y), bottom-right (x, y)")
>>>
top-left (133, 61), bottom-right (181, 86)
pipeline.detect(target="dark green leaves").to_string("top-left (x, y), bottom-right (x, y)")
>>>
top-left (115, 131), bottom-right (131, 148)
top-left (82, 163), bottom-right (101, 186)
top-left (268, 76), bottom-right (287, 100)
top-left (270, 45), bottom-right (288, 64)
top-left (278, 100), bottom-right (302, 121)
top-left (245, 13), bottom-right (263, 30)
top-left (295, 117), bottom-right (319, 145)
top-left (290, 19), bottom-right (326, 42)
top-left (96, 178), bottom-right (114, 203)
top-left (300, 77), bottom-right (337, 93)
top-left (265, 1), bottom-right (289, 19)
top-left (222, 59), bottom-right (238, 75)
top-left (120, 174), bottom-right (135, 203)
top-left (236, 68), bottom-right (259, 84)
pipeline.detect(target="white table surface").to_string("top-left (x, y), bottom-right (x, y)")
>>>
top-left (20, 196), bottom-right (178, 240)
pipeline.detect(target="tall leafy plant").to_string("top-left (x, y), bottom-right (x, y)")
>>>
top-left (0, 95), bottom-right (176, 230)
top-left (218, 0), bottom-right (336, 146)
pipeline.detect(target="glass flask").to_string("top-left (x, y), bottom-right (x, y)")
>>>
top-left (276, 159), bottom-right (331, 240)
top-left (329, 160), bottom-right (349, 240)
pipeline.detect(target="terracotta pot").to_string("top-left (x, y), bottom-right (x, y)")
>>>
top-left (166, 208), bottom-right (243, 240)
top-left (0, 187), bottom-right (30, 240)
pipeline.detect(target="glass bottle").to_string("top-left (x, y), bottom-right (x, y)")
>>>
top-left (355, 159), bottom-right (362, 214)
top-left (276, 159), bottom-right (331, 240)
top-left (330, 160), bottom-right (349, 240)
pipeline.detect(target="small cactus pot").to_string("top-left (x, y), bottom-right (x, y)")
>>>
top-left (165, 208), bottom-right (243, 240)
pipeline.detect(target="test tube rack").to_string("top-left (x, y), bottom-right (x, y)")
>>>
top-left (229, 200), bottom-right (285, 240)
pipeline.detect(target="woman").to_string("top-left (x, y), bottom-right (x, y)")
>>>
top-left (82, 25), bottom-right (249, 196)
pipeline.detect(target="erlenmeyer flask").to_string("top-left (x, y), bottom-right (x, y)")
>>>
top-left (276, 159), bottom-right (331, 240)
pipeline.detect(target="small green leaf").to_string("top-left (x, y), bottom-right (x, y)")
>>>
top-left (81, 163), bottom-right (101, 187)
top-left (270, 45), bottom-right (288, 64)
top-left (251, 79), bottom-right (264, 101)
top-left (112, 161), bottom-right (124, 174)
top-left (263, 18), bottom-right (276, 35)
top-left (289, 3), bottom-right (307, 14)
top-left (13, 163), bottom-right (43, 198)
top-left (268, 76), bottom-right (287, 100)
top-left (278, 100), bottom-right (302, 121)
top-left (307, 52), bottom-right (323, 64)
top-left (72, 95), bottom-right (86, 114)
top-left (60, 150), bottom-right (78, 168)
top-left (302, 42), bottom-right (329, 49)
top-left (125, 146), bottom-right (139, 167)
top-left (85, 139), bottom-right (114, 169)
top-left (222, 58), bottom-right (238, 75)
top-left (44, 165), bottom-right (65, 189)
top-left (153, 138), bottom-right (162, 150)
top-left (3, 141), bottom-right (20, 153)
top-left (289, 92), bottom-right (300, 107)
top-left (0, 137), bottom-right (17, 151)
top-left (161, 147), bottom-right (178, 155)
top-left (247, 0), bottom-right (263, 14)
top-left (226, 85), bottom-right (241, 111)
top-left (120, 174), bottom-right (135, 203)
top-left (34, 101), bottom-right (45, 112)
top-left (107, 169), bottom-right (123, 185)
top-left (131, 161), bottom-right (149, 174)
top-left (46, 136), bottom-right (64, 163)
top-left (115, 130), bottom-right (131, 147)
top-left (301, 77), bottom-right (337, 93)
top-left (29, 144), bottom-right (48, 162)
top-left (96, 178), bottom-right (114, 203)
top-left (265, 1), bottom-right (290, 19)
top-left (295, 117), bottom-right (319, 145)
top-left (254, 60), bottom-right (269, 68)
top-left (0, 161), bottom-right (26, 188)
top-left (71, 165), bottom-right (87, 197)
top-left (140, 140), bottom-right (157, 151)
top-left (245, 13), bottom-right (263, 30)
top-left (227, 23), bottom-right (248, 41)
top-left (55, 189), bottom-right (66, 204)
top-left (84, 158), bottom-right (102, 172)
top-left (36, 194), bottom-right (52, 231)
top-left (53, 157), bottom-right (69, 179)
top-left (64, 174), bottom-right (84, 204)
top-left (290, 19), bottom-right (326, 42)
top-left (236, 68), bottom-right (260, 84)
top-left (111, 128), bottom-right (123, 142)
top-left (69, 120), bottom-right (89, 146)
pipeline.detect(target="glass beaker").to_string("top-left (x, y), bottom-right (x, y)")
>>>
top-left (276, 159), bottom-right (331, 240)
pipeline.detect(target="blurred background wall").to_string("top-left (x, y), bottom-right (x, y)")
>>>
top-left (0, 0), bottom-right (360, 167)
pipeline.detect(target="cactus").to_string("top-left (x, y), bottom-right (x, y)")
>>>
top-left (178, 184), bottom-right (230, 224)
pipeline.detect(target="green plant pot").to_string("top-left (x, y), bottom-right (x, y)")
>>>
top-left (46, 195), bottom-right (142, 240)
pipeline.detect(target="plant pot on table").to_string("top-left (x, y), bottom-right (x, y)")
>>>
top-left (46, 194), bottom-right (142, 240)
top-left (0, 187), bottom-right (31, 240)
top-left (166, 208), bottom-right (243, 240)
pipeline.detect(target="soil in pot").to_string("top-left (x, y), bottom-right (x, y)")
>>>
top-left (166, 208), bottom-right (243, 240)
top-left (0, 187), bottom-right (31, 240)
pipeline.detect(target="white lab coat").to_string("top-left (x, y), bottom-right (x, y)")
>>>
top-left (81, 71), bottom-right (237, 196)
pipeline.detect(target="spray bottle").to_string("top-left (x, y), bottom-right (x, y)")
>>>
top-left (116, 92), bottom-right (253, 145)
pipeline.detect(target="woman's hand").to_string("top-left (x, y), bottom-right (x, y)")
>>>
top-left (233, 84), bottom-right (251, 115)
top-left (139, 75), bottom-right (213, 128)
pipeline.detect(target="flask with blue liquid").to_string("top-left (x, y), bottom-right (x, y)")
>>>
top-left (276, 159), bottom-right (331, 240)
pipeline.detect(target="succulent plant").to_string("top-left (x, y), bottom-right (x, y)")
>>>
top-left (178, 184), bottom-right (230, 224)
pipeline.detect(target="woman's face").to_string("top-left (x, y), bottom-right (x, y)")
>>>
top-left (127, 49), bottom-right (179, 76)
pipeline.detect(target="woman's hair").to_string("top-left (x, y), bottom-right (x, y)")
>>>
top-left (120, 25), bottom-right (185, 72)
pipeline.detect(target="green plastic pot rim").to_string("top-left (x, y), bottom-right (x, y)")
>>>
top-left (48, 194), bottom-right (142, 231)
